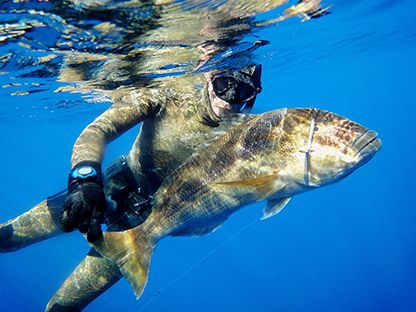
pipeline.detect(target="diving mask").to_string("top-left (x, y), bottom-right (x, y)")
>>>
top-left (212, 65), bottom-right (262, 113)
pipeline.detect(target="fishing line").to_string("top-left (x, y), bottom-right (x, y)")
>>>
top-left (137, 216), bottom-right (259, 312)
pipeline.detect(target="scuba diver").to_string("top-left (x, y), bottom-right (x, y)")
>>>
top-left (0, 64), bottom-right (262, 311)
top-left (0, 0), bottom-right (329, 310)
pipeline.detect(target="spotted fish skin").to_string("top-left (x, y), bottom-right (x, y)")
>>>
top-left (94, 108), bottom-right (381, 299)
top-left (144, 110), bottom-right (286, 239)
top-left (143, 107), bottom-right (380, 240)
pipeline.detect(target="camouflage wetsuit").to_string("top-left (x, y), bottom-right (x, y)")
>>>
top-left (0, 72), bottom-right (234, 311)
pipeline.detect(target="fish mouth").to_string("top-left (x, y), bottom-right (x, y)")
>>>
top-left (353, 130), bottom-right (382, 166)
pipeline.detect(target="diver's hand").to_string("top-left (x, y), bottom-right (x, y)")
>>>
top-left (60, 162), bottom-right (106, 243)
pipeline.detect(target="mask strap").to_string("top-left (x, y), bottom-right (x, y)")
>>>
top-left (241, 65), bottom-right (262, 113)
top-left (252, 65), bottom-right (262, 89)
top-left (241, 96), bottom-right (256, 113)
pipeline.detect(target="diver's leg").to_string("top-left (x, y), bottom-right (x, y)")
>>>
top-left (0, 191), bottom-right (65, 252)
top-left (45, 156), bottom-right (151, 311)
top-left (45, 248), bottom-right (122, 312)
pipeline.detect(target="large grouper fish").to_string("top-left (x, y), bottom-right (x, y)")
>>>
top-left (94, 108), bottom-right (381, 298)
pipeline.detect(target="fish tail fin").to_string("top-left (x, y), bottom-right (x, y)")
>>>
top-left (93, 227), bottom-right (154, 299)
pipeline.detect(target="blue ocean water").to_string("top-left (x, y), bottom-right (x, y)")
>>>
top-left (0, 1), bottom-right (415, 311)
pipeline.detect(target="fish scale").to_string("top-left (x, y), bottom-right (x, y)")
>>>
top-left (146, 113), bottom-right (280, 236)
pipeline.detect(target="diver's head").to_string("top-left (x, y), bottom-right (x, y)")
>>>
top-left (279, 108), bottom-right (381, 189)
top-left (207, 65), bottom-right (262, 118)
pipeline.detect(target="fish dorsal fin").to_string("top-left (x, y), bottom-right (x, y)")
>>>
top-left (217, 173), bottom-right (278, 188)
top-left (261, 197), bottom-right (291, 220)
top-left (199, 113), bottom-right (255, 149)
top-left (220, 113), bottom-right (255, 129)
top-left (172, 218), bottom-right (228, 237)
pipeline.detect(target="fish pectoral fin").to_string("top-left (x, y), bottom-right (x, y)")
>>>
top-left (261, 197), bottom-right (291, 220)
top-left (217, 173), bottom-right (278, 187)
top-left (93, 228), bottom-right (154, 300)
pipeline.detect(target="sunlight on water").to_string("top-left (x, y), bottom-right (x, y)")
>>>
top-left (0, 0), bottom-right (338, 120)
top-left (0, 0), bottom-right (413, 122)
top-left (0, 0), bottom-right (413, 123)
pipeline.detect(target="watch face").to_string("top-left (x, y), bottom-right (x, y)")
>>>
top-left (77, 166), bottom-right (93, 176)
top-left (73, 166), bottom-right (97, 179)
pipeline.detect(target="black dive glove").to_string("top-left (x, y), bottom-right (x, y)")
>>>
top-left (60, 162), bottom-right (106, 243)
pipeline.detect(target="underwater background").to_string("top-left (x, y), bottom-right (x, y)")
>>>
top-left (0, 0), bottom-right (415, 311)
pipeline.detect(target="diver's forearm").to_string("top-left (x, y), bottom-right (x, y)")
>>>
top-left (71, 101), bottom-right (156, 167)
top-left (71, 126), bottom-right (107, 166)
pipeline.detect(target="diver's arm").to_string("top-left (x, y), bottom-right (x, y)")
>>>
top-left (62, 96), bottom-right (160, 243)
top-left (70, 102), bottom-right (150, 166)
